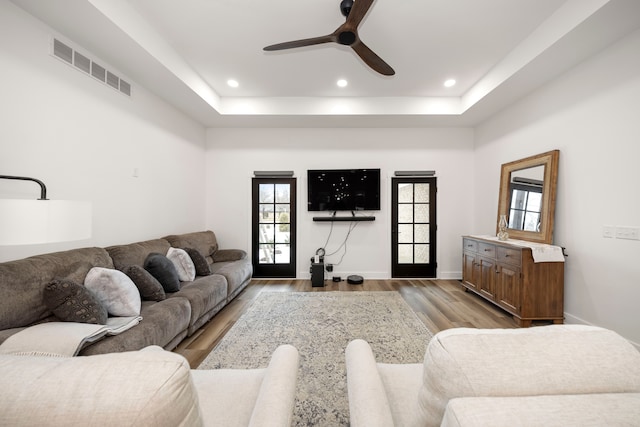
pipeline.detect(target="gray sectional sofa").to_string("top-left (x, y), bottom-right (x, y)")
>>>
top-left (0, 230), bottom-right (252, 356)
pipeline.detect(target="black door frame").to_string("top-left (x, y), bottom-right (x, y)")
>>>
top-left (251, 177), bottom-right (297, 278)
top-left (391, 177), bottom-right (437, 278)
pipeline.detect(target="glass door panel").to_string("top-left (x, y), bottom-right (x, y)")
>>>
top-left (391, 177), bottom-right (437, 278)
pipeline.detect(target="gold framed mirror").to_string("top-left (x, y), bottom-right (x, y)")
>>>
top-left (497, 150), bottom-right (559, 244)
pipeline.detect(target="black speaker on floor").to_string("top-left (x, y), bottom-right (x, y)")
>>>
top-left (311, 263), bottom-right (324, 287)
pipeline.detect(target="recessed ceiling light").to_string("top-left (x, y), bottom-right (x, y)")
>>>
top-left (337, 79), bottom-right (348, 88)
top-left (227, 79), bottom-right (239, 88)
top-left (444, 79), bottom-right (456, 88)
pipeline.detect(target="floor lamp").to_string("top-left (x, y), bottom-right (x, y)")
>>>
top-left (0, 175), bottom-right (92, 245)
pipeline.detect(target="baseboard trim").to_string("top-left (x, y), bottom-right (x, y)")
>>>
top-left (297, 271), bottom-right (462, 280)
top-left (564, 312), bottom-right (640, 351)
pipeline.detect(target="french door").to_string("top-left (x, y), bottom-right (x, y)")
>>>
top-left (391, 177), bottom-right (437, 278)
top-left (251, 178), bottom-right (297, 278)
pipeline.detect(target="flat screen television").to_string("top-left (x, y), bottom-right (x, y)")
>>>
top-left (307, 168), bottom-right (380, 211)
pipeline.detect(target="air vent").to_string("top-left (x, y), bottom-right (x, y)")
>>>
top-left (119, 80), bottom-right (131, 96)
top-left (106, 70), bottom-right (119, 90)
top-left (53, 39), bottom-right (72, 64)
top-left (91, 62), bottom-right (106, 82)
top-left (73, 51), bottom-right (91, 74)
top-left (51, 38), bottom-right (131, 97)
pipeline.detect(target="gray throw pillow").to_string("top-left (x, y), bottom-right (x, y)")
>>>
top-left (84, 267), bottom-right (141, 317)
top-left (124, 265), bottom-right (166, 301)
top-left (43, 279), bottom-right (108, 324)
top-left (185, 247), bottom-right (212, 276)
top-left (143, 253), bottom-right (180, 293)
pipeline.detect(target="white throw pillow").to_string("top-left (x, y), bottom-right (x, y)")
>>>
top-left (166, 247), bottom-right (196, 282)
top-left (84, 267), bottom-right (141, 317)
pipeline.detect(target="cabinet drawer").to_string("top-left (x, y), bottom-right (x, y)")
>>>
top-left (497, 246), bottom-right (522, 266)
top-left (463, 239), bottom-right (478, 252)
top-left (478, 242), bottom-right (496, 258)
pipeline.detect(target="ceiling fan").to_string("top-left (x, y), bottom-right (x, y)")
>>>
top-left (263, 0), bottom-right (395, 76)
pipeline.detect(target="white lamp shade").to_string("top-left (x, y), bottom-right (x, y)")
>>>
top-left (0, 199), bottom-right (92, 245)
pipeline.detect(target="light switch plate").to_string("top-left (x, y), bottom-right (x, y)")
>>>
top-left (603, 225), bottom-right (615, 238)
top-left (615, 226), bottom-right (640, 240)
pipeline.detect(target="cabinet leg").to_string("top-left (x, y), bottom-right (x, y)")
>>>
top-left (552, 319), bottom-right (564, 324)
top-left (517, 318), bottom-right (532, 328)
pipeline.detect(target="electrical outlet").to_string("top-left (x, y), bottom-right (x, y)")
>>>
top-left (603, 225), bottom-right (615, 238)
top-left (615, 226), bottom-right (640, 240)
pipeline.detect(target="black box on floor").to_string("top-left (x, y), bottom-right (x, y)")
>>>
top-left (311, 262), bottom-right (324, 287)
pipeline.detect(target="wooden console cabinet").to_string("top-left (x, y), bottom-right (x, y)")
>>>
top-left (462, 236), bottom-right (564, 327)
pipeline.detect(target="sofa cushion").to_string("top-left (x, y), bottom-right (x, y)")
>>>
top-left (0, 348), bottom-right (203, 426)
top-left (185, 248), bottom-right (212, 276)
top-left (106, 239), bottom-right (171, 271)
top-left (164, 231), bottom-right (218, 264)
top-left (62, 261), bottom-right (95, 284)
top-left (168, 275), bottom-right (228, 335)
top-left (80, 298), bottom-right (192, 355)
top-left (417, 325), bottom-right (640, 427)
top-left (43, 278), bottom-right (108, 324)
top-left (144, 253), bottom-right (180, 293)
top-left (210, 258), bottom-right (253, 300)
top-left (441, 393), bottom-right (640, 427)
top-left (167, 247), bottom-right (196, 282)
top-left (123, 265), bottom-right (166, 301)
top-left (0, 247), bottom-right (113, 330)
top-left (84, 267), bottom-right (141, 317)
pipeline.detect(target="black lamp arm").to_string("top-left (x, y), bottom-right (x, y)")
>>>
top-left (0, 175), bottom-right (48, 200)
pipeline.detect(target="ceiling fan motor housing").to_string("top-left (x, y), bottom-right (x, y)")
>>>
top-left (340, 0), bottom-right (353, 17)
top-left (338, 31), bottom-right (356, 45)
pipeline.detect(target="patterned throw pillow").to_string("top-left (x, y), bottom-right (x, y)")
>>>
top-left (184, 247), bottom-right (212, 276)
top-left (43, 279), bottom-right (108, 324)
top-left (123, 265), bottom-right (166, 301)
top-left (144, 253), bottom-right (180, 293)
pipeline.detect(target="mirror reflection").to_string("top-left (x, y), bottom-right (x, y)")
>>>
top-left (508, 165), bottom-right (544, 231)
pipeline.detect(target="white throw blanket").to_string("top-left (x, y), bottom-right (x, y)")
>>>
top-left (471, 235), bottom-right (565, 263)
top-left (0, 316), bottom-right (142, 357)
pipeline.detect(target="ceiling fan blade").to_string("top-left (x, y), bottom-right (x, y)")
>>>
top-left (346, 0), bottom-right (375, 28)
top-left (264, 35), bottom-right (335, 51)
top-left (351, 39), bottom-right (395, 76)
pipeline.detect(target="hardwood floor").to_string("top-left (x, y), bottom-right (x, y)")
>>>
top-left (173, 279), bottom-right (518, 368)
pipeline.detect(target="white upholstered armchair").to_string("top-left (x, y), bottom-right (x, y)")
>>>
top-left (346, 325), bottom-right (640, 427)
top-left (0, 344), bottom-right (299, 427)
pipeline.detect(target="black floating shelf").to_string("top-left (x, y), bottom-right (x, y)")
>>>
top-left (313, 216), bottom-right (375, 222)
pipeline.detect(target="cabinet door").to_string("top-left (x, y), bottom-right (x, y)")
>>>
top-left (462, 252), bottom-right (479, 290)
top-left (478, 257), bottom-right (496, 299)
top-left (496, 264), bottom-right (521, 314)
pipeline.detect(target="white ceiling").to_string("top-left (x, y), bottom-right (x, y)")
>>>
top-left (10, 0), bottom-right (640, 127)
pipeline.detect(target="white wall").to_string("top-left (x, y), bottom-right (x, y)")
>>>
top-left (0, 2), bottom-right (207, 262)
top-left (206, 128), bottom-right (474, 279)
top-left (474, 29), bottom-right (640, 346)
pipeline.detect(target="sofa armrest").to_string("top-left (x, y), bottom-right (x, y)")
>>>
top-left (249, 344), bottom-right (300, 427)
top-left (345, 339), bottom-right (395, 427)
top-left (0, 350), bottom-right (202, 426)
top-left (213, 249), bottom-right (247, 262)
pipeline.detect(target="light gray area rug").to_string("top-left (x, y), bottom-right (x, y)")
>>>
top-left (198, 291), bottom-right (433, 426)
